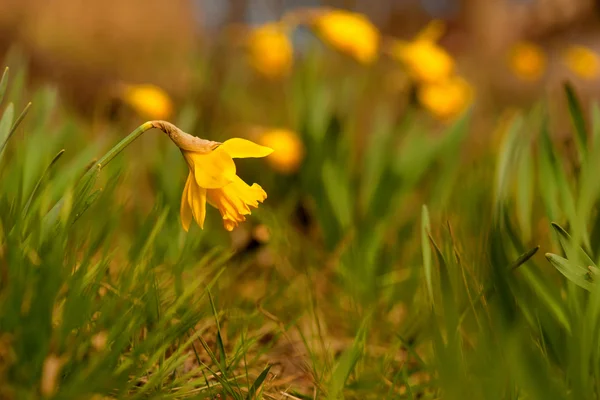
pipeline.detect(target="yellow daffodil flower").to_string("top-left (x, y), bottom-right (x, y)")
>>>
top-left (562, 45), bottom-right (600, 80)
top-left (258, 129), bottom-right (305, 174)
top-left (417, 76), bottom-right (473, 121)
top-left (393, 39), bottom-right (454, 83)
top-left (390, 20), bottom-right (454, 83)
top-left (312, 9), bottom-right (379, 64)
top-left (152, 121), bottom-right (272, 232)
top-left (247, 22), bottom-right (294, 79)
top-left (121, 84), bottom-right (173, 120)
top-left (507, 41), bottom-right (546, 81)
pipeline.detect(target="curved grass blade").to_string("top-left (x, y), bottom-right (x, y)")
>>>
top-left (63, 120), bottom-right (155, 218)
top-left (545, 252), bottom-right (594, 292)
top-left (565, 83), bottom-right (588, 161)
top-left (245, 365), bottom-right (271, 400)
top-left (0, 102), bottom-right (31, 158)
top-left (0, 102), bottom-right (14, 158)
top-left (22, 149), bottom-right (65, 216)
top-left (551, 222), bottom-right (595, 267)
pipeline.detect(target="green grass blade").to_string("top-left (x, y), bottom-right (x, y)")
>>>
top-left (494, 112), bottom-right (523, 216)
top-left (511, 246), bottom-right (539, 270)
top-left (592, 101), bottom-right (600, 146)
top-left (0, 102), bottom-right (14, 158)
top-left (0, 67), bottom-right (8, 104)
top-left (22, 149), bottom-right (65, 216)
top-left (516, 149), bottom-right (534, 241)
top-left (245, 365), bottom-right (271, 400)
top-left (208, 290), bottom-right (227, 372)
top-left (327, 327), bottom-right (365, 399)
top-left (564, 82), bottom-right (588, 161)
top-left (545, 253), bottom-right (594, 291)
top-left (322, 161), bottom-right (352, 230)
top-left (3, 101), bottom-right (31, 150)
top-left (551, 222), bottom-right (595, 267)
top-left (421, 205), bottom-right (433, 304)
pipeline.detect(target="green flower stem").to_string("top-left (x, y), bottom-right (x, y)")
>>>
top-left (43, 121), bottom-right (156, 231)
top-left (78, 120), bottom-right (154, 184)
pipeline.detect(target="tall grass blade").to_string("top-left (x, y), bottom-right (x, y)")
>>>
top-left (564, 82), bottom-right (588, 161)
top-left (245, 365), bottom-right (271, 400)
top-left (421, 205), bottom-right (433, 304)
top-left (0, 67), bottom-right (8, 104)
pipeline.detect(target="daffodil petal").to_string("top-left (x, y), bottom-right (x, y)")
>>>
top-left (185, 148), bottom-right (236, 189)
top-left (219, 138), bottom-right (273, 158)
top-left (228, 176), bottom-right (267, 207)
top-left (188, 182), bottom-right (207, 229)
top-left (180, 172), bottom-right (193, 232)
top-left (223, 219), bottom-right (237, 231)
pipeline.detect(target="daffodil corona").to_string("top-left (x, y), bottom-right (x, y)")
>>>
top-left (152, 121), bottom-right (273, 232)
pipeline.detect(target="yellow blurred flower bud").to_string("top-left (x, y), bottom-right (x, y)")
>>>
top-left (507, 41), bottom-right (546, 81)
top-left (258, 129), bottom-right (304, 174)
top-left (312, 9), bottom-right (379, 64)
top-left (247, 23), bottom-right (294, 79)
top-left (417, 76), bottom-right (473, 121)
top-left (121, 84), bottom-right (173, 120)
top-left (562, 45), bottom-right (600, 80)
top-left (390, 20), bottom-right (453, 83)
top-left (393, 39), bottom-right (454, 84)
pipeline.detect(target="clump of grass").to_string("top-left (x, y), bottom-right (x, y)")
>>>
top-left (0, 68), bottom-right (273, 399)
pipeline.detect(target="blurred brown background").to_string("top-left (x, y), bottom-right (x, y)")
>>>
top-left (1, 0), bottom-right (599, 113)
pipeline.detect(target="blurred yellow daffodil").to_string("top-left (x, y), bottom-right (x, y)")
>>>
top-left (247, 22), bottom-right (294, 79)
top-left (121, 84), bottom-right (173, 120)
top-left (417, 76), bottom-right (473, 121)
top-left (562, 45), bottom-right (600, 80)
top-left (391, 20), bottom-right (454, 83)
top-left (393, 40), bottom-right (454, 83)
top-left (153, 121), bottom-right (272, 232)
top-left (507, 41), bottom-right (546, 81)
top-left (258, 129), bottom-right (305, 174)
top-left (312, 9), bottom-right (379, 64)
